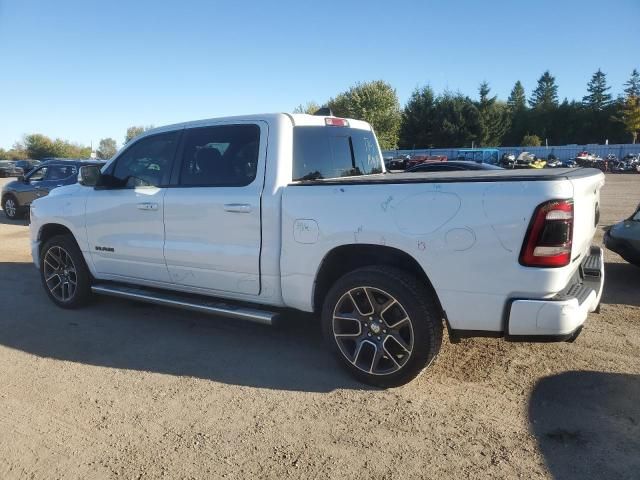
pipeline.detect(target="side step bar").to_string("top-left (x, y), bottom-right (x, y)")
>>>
top-left (91, 283), bottom-right (278, 325)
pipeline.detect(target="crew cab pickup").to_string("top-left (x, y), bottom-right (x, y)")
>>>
top-left (29, 113), bottom-right (605, 387)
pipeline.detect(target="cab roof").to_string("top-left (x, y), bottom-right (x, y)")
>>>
top-left (141, 113), bottom-right (373, 138)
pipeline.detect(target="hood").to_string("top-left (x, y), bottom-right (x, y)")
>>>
top-left (1, 179), bottom-right (21, 193)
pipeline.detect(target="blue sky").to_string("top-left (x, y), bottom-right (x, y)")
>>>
top-left (1, 0), bottom-right (639, 149)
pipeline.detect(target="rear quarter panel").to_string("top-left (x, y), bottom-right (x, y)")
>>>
top-left (281, 178), bottom-right (581, 331)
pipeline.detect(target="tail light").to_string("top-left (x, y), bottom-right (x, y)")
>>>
top-left (325, 117), bottom-right (349, 127)
top-left (520, 200), bottom-right (573, 267)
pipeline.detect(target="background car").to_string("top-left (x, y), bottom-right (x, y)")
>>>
top-left (405, 160), bottom-right (504, 172)
top-left (0, 160), bottom-right (23, 178)
top-left (405, 154), bottom-right (448, 169)
top-left (500, 152), bottom-right (516, 168)
top-left (545, 154), bottom-right (562, 168)
top-left (604, 203), bottom-right (640, 267)
top-left (513, 152), bottom-right (546, 169)
top-left (385, 154), bottom-right (411, 170)
top-left (14, 159), bottom-right (41, 175)
top-left (1, 159), bottom-right (104, 219)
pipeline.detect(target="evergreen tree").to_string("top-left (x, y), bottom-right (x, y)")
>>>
top-left (476, 82), bottom-right (509, 146)
top-left (623, 69), bottom-right (640, 98)
top-left (398, 86), bottom-right (436, 148)
top-left (503, 81), bottom-right (528, 145)
top-left (507, 81), bottom-right (526, 112)
top-left (583, 69), bottom-right (612, 110)
top-left (529, 71), bottom-right (559, 109)
top-left (431, 92), bottom-right (481, 148)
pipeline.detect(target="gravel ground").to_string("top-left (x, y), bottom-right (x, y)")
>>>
top-left (0, 174), bottom-right (638, 480)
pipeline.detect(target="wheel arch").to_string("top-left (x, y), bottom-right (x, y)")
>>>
top-left (312, 244), bottom-right (445, 318)
top-left (2, 191), bottom-right (17, 204)
top-left (38, 223), bottom-right (78, 252)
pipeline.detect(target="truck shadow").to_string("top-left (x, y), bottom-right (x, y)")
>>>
top-left (0, 262), bottom-right (367, 392)
top-left (529, 371), bottom-right (640, 480)
top-left (601, 262), bottom-right (640, 308)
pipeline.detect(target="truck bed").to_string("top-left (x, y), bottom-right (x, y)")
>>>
top-left (290, 167), bottom-right (602, 185)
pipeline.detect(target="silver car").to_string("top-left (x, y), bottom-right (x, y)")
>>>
top-left (1, 160), bottom-right (103, 219)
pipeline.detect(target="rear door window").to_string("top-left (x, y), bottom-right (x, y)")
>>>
top-left (293, 127), bottom-right (382, 181)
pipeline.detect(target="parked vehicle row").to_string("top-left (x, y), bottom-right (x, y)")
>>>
top-left (28, 112), bottom-right (605, 387)
top-left (0, 161), bottom-right (24, 178)
top-left (609, 153), bottom-right (640, 173)
top-left (1, 160), bottom-right (104, 219)
top-left (0, 159), bottom-right (41, 177)
top-left (387, 149), bottom-right (587, 172)
top-left (386, 149), bottom-right (640, 173)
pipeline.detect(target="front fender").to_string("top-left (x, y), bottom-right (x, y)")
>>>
top-left (30, 185), bottom-right (90, 264)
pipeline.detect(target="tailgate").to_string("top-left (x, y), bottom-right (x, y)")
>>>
top-left (569, 169), bottom-right (605, 260)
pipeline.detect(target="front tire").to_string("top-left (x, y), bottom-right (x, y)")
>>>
top-left (2, 194), bottom-right (21, 219)
top-left (322, 266), bottom-right (443, 388)
top-left (40, 234), bottom-right (92, 308)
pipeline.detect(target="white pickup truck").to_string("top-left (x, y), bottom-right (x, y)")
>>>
top-left (29, 113), bottom-right (605, 387)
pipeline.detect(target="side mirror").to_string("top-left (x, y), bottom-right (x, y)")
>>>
top-left (78, 165), bottom-right (102, 187)
top-left (17, 175), bottom-right (25, 183)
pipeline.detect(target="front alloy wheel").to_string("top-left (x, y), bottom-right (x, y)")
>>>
top-left (3, 196), bottom-right (18, 219)
top-left (43, 245), bottom-right (78, 302)
top-left (40, 234), bottom-right (92, 308)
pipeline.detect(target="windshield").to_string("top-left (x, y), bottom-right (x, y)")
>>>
top-left (292, 126), bottom-right (383, 181)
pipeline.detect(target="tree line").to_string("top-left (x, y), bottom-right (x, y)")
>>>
top-left (0, 125), bottom-right (155, 161)
top-left (295, 69), bottom-right (640, 150)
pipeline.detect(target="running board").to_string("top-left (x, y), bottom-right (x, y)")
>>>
top-left (91, 283), bottom-right (277, 325)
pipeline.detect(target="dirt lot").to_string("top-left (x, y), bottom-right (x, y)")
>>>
top-left (0, 174), bottom-right (639, 480)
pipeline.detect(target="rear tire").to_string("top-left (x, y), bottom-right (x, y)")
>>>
top-left (40, 234), bottom-right (92, 308)
top-left (321, 266), bottom-right (443, 388)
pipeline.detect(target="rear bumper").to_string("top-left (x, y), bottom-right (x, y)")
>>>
top-left (506, 246), bottom-right (604, 341)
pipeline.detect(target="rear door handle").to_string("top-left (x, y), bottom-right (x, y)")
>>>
top-left (137, 202), bottom-right (159, 211)
top-left (223, 203), bottom-right (252, 213)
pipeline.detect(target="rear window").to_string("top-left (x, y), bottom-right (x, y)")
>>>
top-left (292, 127), bottom-right (382, 181)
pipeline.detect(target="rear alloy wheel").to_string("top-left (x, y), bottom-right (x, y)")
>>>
top-left (333, 286), bottom-right (415, 376)
top-left (2, 195), bottom-right (20, 219)
top-left (40, 234), bottom-right (92, 308)
top-left (322, 266), bottom-right (443, 388)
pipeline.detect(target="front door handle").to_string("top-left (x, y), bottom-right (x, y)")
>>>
top-left (223, 203), bottom-right (252, 213)
top-left (137, 202), bottom-right (159, 211)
